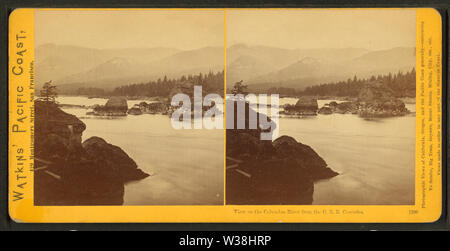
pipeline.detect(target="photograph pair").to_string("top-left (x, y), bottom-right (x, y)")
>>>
top-left (33, 9), bottom-right (416, 206)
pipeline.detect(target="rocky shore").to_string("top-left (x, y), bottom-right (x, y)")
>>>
top-left (34, 101), bottom-right (149, 205)
top-left (226, 101), bottom-right (338, 205)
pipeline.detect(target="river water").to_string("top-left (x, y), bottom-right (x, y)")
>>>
top-left (279, 100), bottom-right (415, 205)
top-left (57, 96), bottom-right (415, 205)
top-left (57, 96), bottom-right (224, 205)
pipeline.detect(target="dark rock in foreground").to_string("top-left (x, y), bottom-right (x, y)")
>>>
top-left (226, 101), bottom-right (338, 205)
top-left (83, 137), bottom-right (150, 182)
top-left (34, 101), bottom-right (149, 205)
top-left (273, 136), bottom-right (338, 180)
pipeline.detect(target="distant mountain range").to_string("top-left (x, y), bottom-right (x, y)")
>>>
top-left (36, 43), bottom-right (415, 93)
top-left (35, 44), bottom-right (223, 93)
top-left (227, 44), bottom-right (415, 91)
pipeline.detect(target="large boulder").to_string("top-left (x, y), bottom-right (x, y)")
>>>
top-left (226, 100), bottom-right (276, 161)
top-left (283, 97), bottom-right (318, 116)
top-left (227, 131), bottom-right (276, 161)
top-left (35, 100), bottom-right (86, 140)
top-left (105, 97), bottom-right (128, 111)
top-left (273, 136), bottom-right (338, 180)
top-left (82, 137), bottom-right (149, 182)
top-left (93, 97), bottom-right (128, 116)
top-left (226, 157), bottom-right (314, 205)
top-left (34, 102), bottom-right (149, 205)
top-left (295, 97), bottom-right (319, 110)
top-left (35, 101), bottom-right (86, 159)
top-left (226, 105), bottom-right (338, 205)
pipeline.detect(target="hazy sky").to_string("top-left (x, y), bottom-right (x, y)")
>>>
top-left (227, 9), bottom-right (416, 50)
top-left (35, 9), bottom-right (225, 50)
top-left (35, 9), bottom-right (415, 51)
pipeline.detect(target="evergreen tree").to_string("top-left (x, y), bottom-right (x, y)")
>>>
top-left (39, 80), bottom-right (58, 104)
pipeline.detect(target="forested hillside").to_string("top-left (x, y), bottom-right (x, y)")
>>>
top-left (76, 71), bottom-right (224, 98)
top-left (300, 68), bottom-right (416, 98)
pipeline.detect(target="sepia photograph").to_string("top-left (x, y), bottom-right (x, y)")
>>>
top-left (225, 9), bottom-right (416, 205)
top-left (6, 4), bottom-right (446, 227)
top-left (33, 9), bottom-right (225, 205)
top-left (32, 8), bottom-right (417, 207)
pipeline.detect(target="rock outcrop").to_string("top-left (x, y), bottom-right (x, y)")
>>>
top-left (127, 105), bottom-right (143, 115)
top-left (283, 97), bottom-right (318, 116)
top-left (82, 137), bottom-right (149, 182)
top-left (272, 136), bottom-right (338, 180)
top-left (92, 97), bottom-right (128, 116)
top-left (34, 101), bottom-right (149, 205)
top-left (334, 101), bottom-right (359, 114)
top-left (318, 106), bottom-right (333, 115)
top-left (319, 82), bottom-right (410, 117)
top-left (142, 101), bottom-right (169, 114)
top-left (226, 100), bottom-right (338, 205)
top-left (127, 101), bottom-right (170, 115)
top-left (358, 99), bottom-right (409, 117)
top-left (357, 82), bottom-right (409, 117)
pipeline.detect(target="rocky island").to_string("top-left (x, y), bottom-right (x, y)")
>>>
top-left (282, 97), bottom-right (319, 116)
top-left (357, 82), bottom-right (410, 117)
top-left (285, 81), bottom-right (410, 118)
top-left (34, 100), bottom-right (149, 205)
top-left (90, 97), bottom-right (128, 116)
top-left (128, 101), bottom-right (170, 115)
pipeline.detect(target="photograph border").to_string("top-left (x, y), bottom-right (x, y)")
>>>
top-left (1, 0), bottom-right (448, 231)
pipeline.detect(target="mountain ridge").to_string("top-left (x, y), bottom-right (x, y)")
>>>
top-left (36, 43), bottom-right (415, 93)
